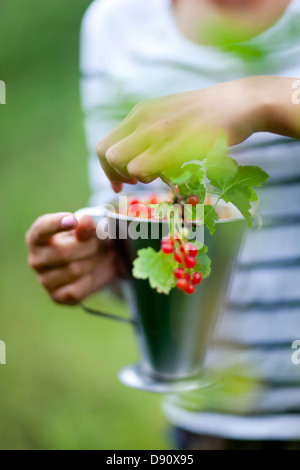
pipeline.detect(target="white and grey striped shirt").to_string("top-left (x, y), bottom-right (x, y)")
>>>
top-left (80, 0), bottom-right (300, 440)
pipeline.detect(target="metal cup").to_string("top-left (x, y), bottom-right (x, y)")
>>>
top-left (76, 205), bottom-right (245, 393)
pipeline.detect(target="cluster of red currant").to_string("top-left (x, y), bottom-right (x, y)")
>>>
top-left (161, 236), bottom-right (203, 295)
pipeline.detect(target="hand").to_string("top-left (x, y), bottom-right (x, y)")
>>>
top-left (96, 77), bottom-right (271, 187)
top-left (26, 213), bottom-right (120, 305)
top-left (97, 76), bottom-right (300, 188)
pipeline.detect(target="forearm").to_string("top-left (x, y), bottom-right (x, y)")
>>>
top-left (254, 76), bottom-right (300, 139)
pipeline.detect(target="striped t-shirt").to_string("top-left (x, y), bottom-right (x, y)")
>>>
top-left (80, 0), bottom-right (300, 439)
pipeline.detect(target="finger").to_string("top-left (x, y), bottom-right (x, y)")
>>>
top-left (111, 182), bottom-right (124, 193)
top-left (105, 131), bottom-right (150, 176)
top-left (26, 213), bottom-right (78, 246)
top-left (100, 159), bottom-right (138, 184)
top-left (38, 258), bottom-right (96, 293)
top-left (51, 251), bottom-right (117, 305)
top-left (51, 273), bottom-right (95, 305)
top-left (126, 147), bottom-right (159, 183)
top-left (96, 117), bottom-right (134, 155)
top-left (96, 123), bottom-right (138, 184)
top-left (28, 237), bottom-right (99, 271)
top-left (126, 132), bottom-right (207, 182)
top-left (74, 215), bottom-right (96, 242)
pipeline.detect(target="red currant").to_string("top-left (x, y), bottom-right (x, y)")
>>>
top-left (185, 273), bottom-right (191, 281)
top-left (187, 195), bottom-right (200, 206)
top-left (162, 243), bottom-right (174, 254)
top-left (129, 198), bottom-right (140, 206)
top-left (185, 284), bottom-right (196, 295)
top-left (161, 236), bottom-right (172, 245)
top-left (149, 194), bottom-right (158, 205)
top-left (189, 247), bottom-right (198, 257)
top-left (185, 243), bottom-right (198, 257)
top-left (161, 238), bottom-right (174, 249)
top-left (174, 253), bottom-right (183, 264)
top-left (177, 279), bottom-right (188, 291)
top-left (174, 268), bottom-right (185, 279)
top-left (184, 256), bottom-right (197, 269)
top-left (192, 272), bottom-right (203, 285)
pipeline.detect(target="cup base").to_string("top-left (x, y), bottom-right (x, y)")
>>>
top-left (118, 364), bottom-right (216, 394)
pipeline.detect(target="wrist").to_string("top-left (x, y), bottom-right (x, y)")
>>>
top-left (249, 76), bottom-right (300, 138)
top-left (245, 76), bottom-right (278, 134)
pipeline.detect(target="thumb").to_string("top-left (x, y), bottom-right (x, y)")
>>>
top-left (74, 215), bottom-right (96, 242)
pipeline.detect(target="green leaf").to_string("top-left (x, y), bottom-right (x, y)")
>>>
top-left (222, 186), bottom-right (253, 226)
top-left (166, 162), bottom-right (204, 185)
top-left (220, 166), bottom-right (269, 225)
top-left (204, 205), bottom-right (219, 235)
top-left (207, 158), bottom-right (269, 226)
top-left (204, 133), bottom-right (234, 191)
top-left (132, 248), bottom-right (178, 294)
top-left (195, 245), bottom-right (211, 279)
top-left (178, 181), bottom-right (206, 203)
top-left (249, 187), bottom-right (259, 202)
top-left (171, 163), bottom-right (207, 206)
top-left (230, 165), bottom-right (269, 189)
top-left (206, 155), bottom-right (239, 189)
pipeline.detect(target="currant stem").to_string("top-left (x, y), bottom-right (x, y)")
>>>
top-left (159, 173), bottom-right (185, 206)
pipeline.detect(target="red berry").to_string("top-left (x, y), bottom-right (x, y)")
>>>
top-left (129, 198), bottom-right (140, 206)
top-left (149, 194), bottom-right (158, 205)
top-left (184, 243), bottom-right (198, 257)
top-left (192, 272), bottom-right (203, 285)
top-left (174, 253), bottom-right (183, 264)
top-left (184, 256), bottom-right (197, 269)
top-left (189, 248), bottom-right (198, 258)
top-left (162, 243), bottom-right (174, 254)
top-left (161, 236), bottom-right (172, 244)
top-left (185, 284), bottom-right (196, 295)
top-left (161, 238), bottom-right (174, 249)
top-left (179, 245), bottom-right (186, 254)
top-left (174, 268), bottom-right (185, 279)
top-left (177, 279), bottom-right (188, 291)
top-left (185, 273), bottom-right (191, 281)
top-left (187, 195), bottom-right (200, 206)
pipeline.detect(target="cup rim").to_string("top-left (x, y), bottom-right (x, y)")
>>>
top-left (103, 206), bottom-right (244, 225)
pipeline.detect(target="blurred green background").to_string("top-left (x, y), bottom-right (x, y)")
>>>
top-left (0, 0), bottom-right (167, 450)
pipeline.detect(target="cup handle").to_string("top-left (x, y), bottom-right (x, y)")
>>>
top-left (80, 303), bottom-right (135, 325)
top-left (74, 207), bottom-right (135, 326)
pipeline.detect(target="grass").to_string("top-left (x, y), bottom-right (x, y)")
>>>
top-left (0, 0), bottom-right (167, 450)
